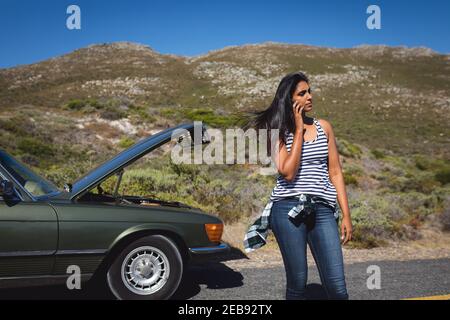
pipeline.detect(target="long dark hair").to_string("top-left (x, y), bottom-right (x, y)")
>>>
top-left (249, 71), bottom-right (309, 147)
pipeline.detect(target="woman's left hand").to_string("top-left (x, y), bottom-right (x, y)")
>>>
top-left (340, 215), bottom-right (353, 245)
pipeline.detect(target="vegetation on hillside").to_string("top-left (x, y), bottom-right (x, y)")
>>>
top-left (0, 42), bottom-right (449, 248)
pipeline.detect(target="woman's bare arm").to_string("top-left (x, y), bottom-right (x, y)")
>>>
top-left (319, 119), bottom-right (353, 244)
top-left (274, 129), bottom-right (304, 182)
top-left (274, 102), bottom-right (305, 182)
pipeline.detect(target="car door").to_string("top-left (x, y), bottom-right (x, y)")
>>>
top-left (0, 174), bottom-right (58, 278)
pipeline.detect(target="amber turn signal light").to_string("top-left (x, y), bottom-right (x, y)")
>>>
top-left (204, 223), bottom-right (223, 243)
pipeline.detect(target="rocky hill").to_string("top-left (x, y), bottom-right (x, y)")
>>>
top-left (0, 42), bottom-right (449, 248)
top-left (1, 41), bottom-right (448, 157)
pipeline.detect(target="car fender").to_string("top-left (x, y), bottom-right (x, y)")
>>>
top-left (109, 223), bottom-right (189, 251)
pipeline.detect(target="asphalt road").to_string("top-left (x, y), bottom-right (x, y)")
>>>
top-left (0, 258), bottom-right (448, 300)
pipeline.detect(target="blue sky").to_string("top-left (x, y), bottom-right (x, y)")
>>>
top-left (0, 0), bottom-right (449, 68)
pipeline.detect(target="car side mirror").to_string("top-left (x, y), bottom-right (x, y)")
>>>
top-left (0, 180), bottom-right (15, 198)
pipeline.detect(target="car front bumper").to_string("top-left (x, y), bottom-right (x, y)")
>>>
top-left (188, 242), bottom-right (230, 262)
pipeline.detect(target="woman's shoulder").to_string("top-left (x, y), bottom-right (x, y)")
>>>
top-left (317, 118), bottom-right (332, 140)
top-left (316, 118), bottom-right (331, 126)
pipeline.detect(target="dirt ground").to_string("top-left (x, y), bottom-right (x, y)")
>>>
top-left (220, 221), bottom-right (450, 270)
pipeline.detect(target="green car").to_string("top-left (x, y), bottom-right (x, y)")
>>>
top-left (0, 122), bottom-right (229, 300)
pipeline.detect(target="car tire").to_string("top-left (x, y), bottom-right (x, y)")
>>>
top-left (106, 235), bottom-right (183, 300)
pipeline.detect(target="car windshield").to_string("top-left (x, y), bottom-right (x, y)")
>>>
top-left (0, 150), bottom-right (59, 197)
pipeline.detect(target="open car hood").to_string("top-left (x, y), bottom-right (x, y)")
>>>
top-left (58, 122), bottom-right (209, 200)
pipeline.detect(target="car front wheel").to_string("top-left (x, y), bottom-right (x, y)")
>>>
top-left (107, 235), bottom-right (183, 300)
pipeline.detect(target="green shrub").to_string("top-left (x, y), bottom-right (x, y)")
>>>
top-left (406, 173), bottom-right (441, 193)
top-left (118, 137), bottom-right (135, 149)
top-left (184, 108), bottom-right (244, 128)
top-left (435, 167), bottom-right (450, 185)
top-left (0, 116), bottom-right (29, 136)
top-left (42, 164), bottom-right (85, 188)
top-left (371, 149), bottom-right (385, 159)
top-left (122, 168), bottom-right (180, 195)
top-left (63, 98), bottom-right (127, 119)
top-left (99, 108), bottom-right (126, 120)
top-left (64, 99), bottom-right (86, 110)
top-left (350, 229), bottom-right (387, 248)
top-left (336, 138), bottom-right (362, 158)
top-left (413, 156), bottom-right (450, 186)
top-left (390, 191), bottom-right (438, 221)
top-left (380, 161), bottom-right (441, 193)
top-left (343, 172), bottom-right (358, 185)
top-left (414, 155), bottom-right (431, 170)
top-left (17, 137), bottom-right (55, 157)
top-left (158, 108), bottom-right (177, 118)
top-left (129, 105), bottom-right (156, 123)
top-left (170, 162), bottom-right (200, 178)
top-left (347, 195), bottom-right (400, 247)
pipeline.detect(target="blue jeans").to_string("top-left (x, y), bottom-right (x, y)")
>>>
top-left (270, 198), bottom-right (349, 300)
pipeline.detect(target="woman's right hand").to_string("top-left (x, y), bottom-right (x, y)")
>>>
top-left (292, 100), bottom-right (305, 133)
top-left (276, 100), bottom-right (305, 182)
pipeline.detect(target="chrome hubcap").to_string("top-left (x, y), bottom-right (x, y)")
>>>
top-left (121, 246), bottom-right (170, 295)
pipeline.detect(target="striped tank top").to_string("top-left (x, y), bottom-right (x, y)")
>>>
top-left (269, 118), bottom-right (338, 209)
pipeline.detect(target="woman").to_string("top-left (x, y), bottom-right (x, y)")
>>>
top-left (246, 71), bottom-right (353, 300)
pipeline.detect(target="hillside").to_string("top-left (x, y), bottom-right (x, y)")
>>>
top-left (0, 41), bottom-right (449, 248)
top-left (1, 42), bottom-right (449, 157)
